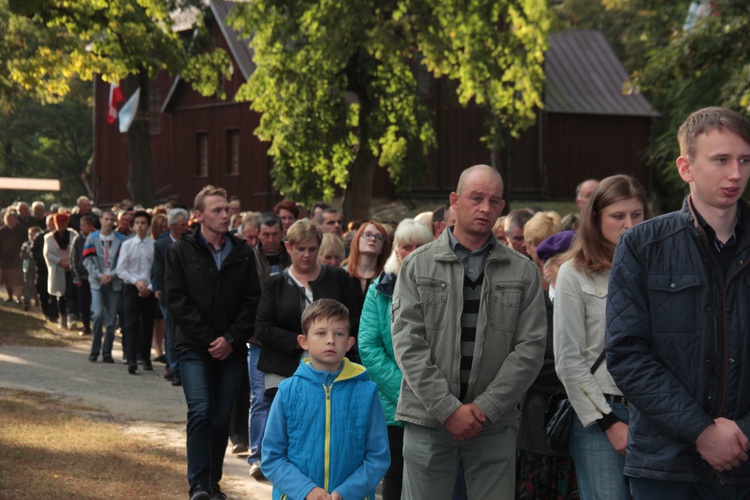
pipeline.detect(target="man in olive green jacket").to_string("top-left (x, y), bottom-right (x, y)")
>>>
top-left (392, 165), bottom-right (546, 499)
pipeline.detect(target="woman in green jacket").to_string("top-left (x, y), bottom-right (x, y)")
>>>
top-left (358, 218), bottom-right (432, 500)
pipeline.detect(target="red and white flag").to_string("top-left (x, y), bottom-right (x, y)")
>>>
top-left (107, 83), bottom-right (124, 124)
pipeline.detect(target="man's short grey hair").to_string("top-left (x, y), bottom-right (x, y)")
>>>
top-left (31, 201), bottom-right (45, 210)
top-left (259, 211), bottom-right (282, 230)
top-left (315, 207), bottom-right (340, 225)
top-left (167, 208), bottom-right (189, 225)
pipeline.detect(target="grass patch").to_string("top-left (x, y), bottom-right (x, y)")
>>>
top-left (0, 301), bottom-right (86, 347)
top-left (0, 388), bottom-right (186, 499)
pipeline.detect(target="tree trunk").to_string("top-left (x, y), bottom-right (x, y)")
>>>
top-left (341, 149), bottom-right (377, 223)
top-left (125, 70), bottom-right (156, 207)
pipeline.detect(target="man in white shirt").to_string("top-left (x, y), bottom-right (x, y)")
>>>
top-left (116, 210), bottom-right (156, 374)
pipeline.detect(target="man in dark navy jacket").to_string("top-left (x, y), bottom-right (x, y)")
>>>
top-left (607, 107), bottom-right (750, 498)
top-left (167, 185), bottom-right (261, 500)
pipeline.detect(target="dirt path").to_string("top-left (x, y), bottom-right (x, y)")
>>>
top-left (0, 341), bottom-right (272, 499)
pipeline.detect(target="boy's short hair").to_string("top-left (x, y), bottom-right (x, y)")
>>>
top-left (133, 210), bottom-right (152, 226)
top-left (80, 215), bottom-right (96, 227)
top-left (301, 299), bottom-right (350, 336)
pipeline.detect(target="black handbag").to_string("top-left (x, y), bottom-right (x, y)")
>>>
top-left (544, 351), bottom-right (607, 453)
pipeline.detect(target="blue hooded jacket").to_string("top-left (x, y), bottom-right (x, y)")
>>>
top-left (262, 358), bottom-right (390, 499)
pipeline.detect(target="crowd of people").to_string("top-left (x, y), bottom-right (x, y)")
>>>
top-left (1, 106), bottom-right (749, 500)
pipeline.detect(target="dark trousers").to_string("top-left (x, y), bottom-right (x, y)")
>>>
top-left (180, 349), bottom-right (244, 492)
top-left (75, 280), bottom-right (92, 332)
top-left (122, 284), bottom-right (155, 364)
top-left (383, 425), bottom-right (405, 500)
top-left (36, 268), bottom-right (53, 319)
top-left (229, 358), bottom-right (250, 447)
top-left (631, 476), bottom-right (750, 500)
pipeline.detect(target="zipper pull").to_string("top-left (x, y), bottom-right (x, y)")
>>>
top-left (325, 385), bottom-right (331, 400)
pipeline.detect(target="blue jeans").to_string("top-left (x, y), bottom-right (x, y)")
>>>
top-left (90, 284), bottom-right (120, 357)
top-left (247, 343), bottom-right (271, 465)
top-left (180, 348), bottom-right (244, 492)
top-left (569, 400), bottom-right (630, 500)
top-left (159, 303), bottom-right (179, 377)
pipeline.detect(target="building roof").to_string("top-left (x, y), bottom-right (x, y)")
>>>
top-left (545, 30), bottom-right (658, 117)
top-left (211, 0), bottom-right (255, 81)
top-left (162, 0), bottom-right (255, 113)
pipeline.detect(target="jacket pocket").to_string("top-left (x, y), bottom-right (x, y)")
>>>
top-left (488, 281), bottom-right (524, 333)
top-left (416, 277), bottom-right (448, 330)
top-left (647, 273), bottom-right (700, 334)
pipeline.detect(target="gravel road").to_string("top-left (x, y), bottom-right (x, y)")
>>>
top-left (0, 340), bottom-right (272, 499)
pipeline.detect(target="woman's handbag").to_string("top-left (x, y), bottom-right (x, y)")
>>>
top-left (544, 351), bottom-right (607, 453)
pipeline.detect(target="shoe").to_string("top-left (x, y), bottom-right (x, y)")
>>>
top-left (189, 486), bottom-right (211, 500)
top-left (121, 358), bottom-right (128, 364)
top-left (127, 362), bottom-right (137, 374)
top-left (88, 353), bottom-right (98, 362)
top-left (171, 377), bottom-right (182, 387)
top-left (164, 371), bottom-right (175, 381)
top-left (232, 443), bottom-right (248, 454)
top-left (248, 461), bottom-right (264, 479)
top-left (143, 361), bottom-right (153, 371)
top-left (102, 356), bottom-right (115, 364)
top-left (210, 485), bottom-right (227, 500)
top-left (154, 354), bottom-right (167, 364)
top-left (78, 330), bottom-right (92, 336)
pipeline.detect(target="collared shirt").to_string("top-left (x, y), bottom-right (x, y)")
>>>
top-left (197, 229), bottom-right (233, 270)
top-left (693, 202), bottom-right (742, 279)
top-left (447, 227), bottom-right (494, 281)
top-left (115, 234), bottom-right (155, 288)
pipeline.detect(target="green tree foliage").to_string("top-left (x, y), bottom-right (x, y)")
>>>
top-left (5, 0), bottom-right (231, 206)
top-left (0, 78), bottom-right (92, 207)
top-left (632, 1), bottom-right (750, 209)
top-left (229, 0), bottom-right (550, 220)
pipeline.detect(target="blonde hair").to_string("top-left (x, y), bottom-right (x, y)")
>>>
top-left (319, 233), bottom-right (345, 261)
top-left (383, 219), bottom-right (432, 274)
top-left (286, 218), bottom-right (322, 247)
top-left (524, 211), bottom-right (562, 247)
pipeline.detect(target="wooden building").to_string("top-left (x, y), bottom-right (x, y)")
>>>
top-left (92, 3), bottom-right (657, 211)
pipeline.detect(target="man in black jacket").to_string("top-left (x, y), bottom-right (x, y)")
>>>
top-left (166, 185), bottom-right (261, 500)
top-left (607, 107), bottom-right (750, 498)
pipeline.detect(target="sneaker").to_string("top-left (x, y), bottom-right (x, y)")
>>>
top-left (248, 461), bottom-right (264, 480)
top-left (78, 330), bottom-right (92, 336)
top-left (154, 354), bottom-right (167, 364)
top-left (164, 370), bottom-right (175, 381)
top-left (143, 360), bottom-right (153, 371)
top-left (189, 486), bottom-right (211, 500)
top-left (102, 356), bottom-right (115, 364)
top-left (88, 353), bottom-right (98, 362)
top-left (171, 377), bottom-right (182, 387)
top-left (128, 362), bottom-right (138, 375)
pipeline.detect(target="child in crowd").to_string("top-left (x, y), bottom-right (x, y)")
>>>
top-left (261, 298), bottom-right (390, 500)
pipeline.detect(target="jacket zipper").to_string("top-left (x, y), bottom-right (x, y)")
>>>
top-left (324, 384), bottom-right (332, 492)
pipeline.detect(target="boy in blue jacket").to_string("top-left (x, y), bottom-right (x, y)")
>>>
top-left (262, 298), bottom-right (390, 500)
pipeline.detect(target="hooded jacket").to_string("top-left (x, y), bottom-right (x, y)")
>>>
top-left (261, 358), bottom-right (390, 500)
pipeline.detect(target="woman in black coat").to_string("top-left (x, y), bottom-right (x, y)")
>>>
top-left (255, 219), bottom-right (354, 394)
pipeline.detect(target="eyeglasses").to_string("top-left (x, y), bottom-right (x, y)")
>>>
top-left (361, 232), bottom-right (385, 242)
